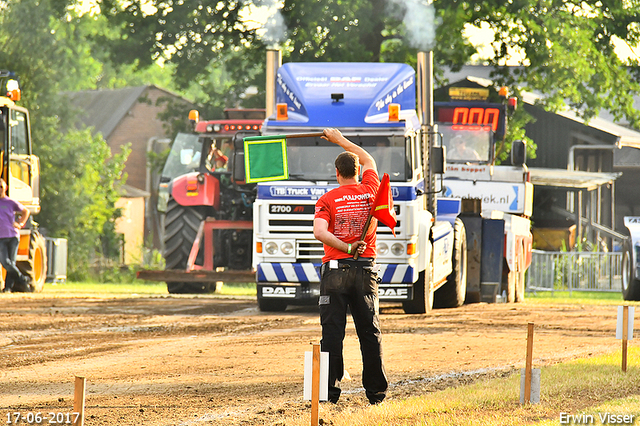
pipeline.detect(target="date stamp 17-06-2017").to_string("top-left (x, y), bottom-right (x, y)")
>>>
top-left (5, 412), bottom-right (80, 425)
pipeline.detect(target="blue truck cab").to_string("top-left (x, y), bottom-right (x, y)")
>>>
top-left (253, 62), bottom-right (464, 313)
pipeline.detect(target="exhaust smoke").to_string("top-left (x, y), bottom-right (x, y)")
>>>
top-left (389, 0), bottom-right (439, 51)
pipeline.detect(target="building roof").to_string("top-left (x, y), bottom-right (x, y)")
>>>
top-left (66, 86), bottom-right (148, 139)
top-left (529, 167), bottom-right (621, 191)
top-left (65, 85), bottom-right (194, 139)
top-left (521, 91), bottom-right (640, 149)
top-left (118, 184), bottom-right (150, 198)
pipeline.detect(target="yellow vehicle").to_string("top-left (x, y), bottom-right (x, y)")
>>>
top-left (0, 71), bottom-right (47, 291)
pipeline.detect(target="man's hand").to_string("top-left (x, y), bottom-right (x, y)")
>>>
top-left (352, 241), bottom-right (367, 255)
top-left (321, 128), bottom-right (343, 144)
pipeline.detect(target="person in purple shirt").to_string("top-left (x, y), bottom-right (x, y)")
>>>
top-left (0, 179), bottom-right (31, 292)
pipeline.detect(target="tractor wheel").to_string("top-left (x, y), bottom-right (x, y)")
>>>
top-left (622, 237), bottom-right (640, 301)
top-left (434, 218), bottom-right (468, 308)
top-left (163, 197), bottom-right (215, 294)
top-left (402, 270), bottom-right (433, 314)
top-left (16, 231), bottom-right (48, 292)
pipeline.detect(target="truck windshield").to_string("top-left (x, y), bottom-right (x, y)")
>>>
top-left (440, 124), bottom-right (492, 164)
top-left (285, 134), bottom-right (409, 182)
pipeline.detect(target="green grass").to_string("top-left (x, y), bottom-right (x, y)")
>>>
top-left (42, 281), bottom-right (256, 297)
top-left (525, 290), bottom-right (628, 305)
top-left (296, 348), bottom-right (640, 426)
top-left (40, 282), bottom-right (624, 303)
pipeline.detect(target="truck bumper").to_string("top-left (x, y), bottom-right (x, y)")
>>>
top-left (257, 282), bottom-right (320, 305)
top-left (256, 262), bottom-right (418, 303)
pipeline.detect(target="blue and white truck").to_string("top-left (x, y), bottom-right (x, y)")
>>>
top-left (253, 53), bottom-right (467, 313)
top-left (142, 51), bottom-right (532, 310)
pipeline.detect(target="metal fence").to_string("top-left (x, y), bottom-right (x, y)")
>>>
top-left (526, 249), bottom-right (623, 293)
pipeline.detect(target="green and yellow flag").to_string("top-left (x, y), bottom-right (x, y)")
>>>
top-left (243, 135), bottom-right (289, 183)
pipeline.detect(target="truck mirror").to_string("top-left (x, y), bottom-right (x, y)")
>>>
top-left (430, 146), bottom-right (446, 174)
top-left (231, 132), bottom-right (250, 184)
top-left (232, 151), bottom-right (247, 184)
top-left (511, 139), bottom-right (526, 166)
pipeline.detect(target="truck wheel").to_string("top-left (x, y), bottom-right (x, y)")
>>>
top-left (167, 282), bottom-right (217, 294)
top-left (16, 231), bottom-right (47, 293)
top-left (257, 297), bottom-right (288, 312)
top-left (434, 218), bottom-right (468, 308)
top-left (163, 197), bottom-right (214, 294)
top-left (402, 270), bottom-right (433, 314)
top-left (622, 237), bottom-right (640, 301)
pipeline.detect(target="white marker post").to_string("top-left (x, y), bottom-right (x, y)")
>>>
top-left (73, 376), bottom-right (86, 426)
top-left (304, 344), bottom-right (328, 426)
top-left (520, 322), bottom-right (540, 404)
top-left (616, 306), bottom-right (635, 372)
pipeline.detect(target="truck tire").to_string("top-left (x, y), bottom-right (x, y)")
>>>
top-left (257, 297), bottom-right (288, 312)
top-left (402, 270), bottom-right (433, 314)
top-left (622, 237), bottom-right (640, 301)
top-left (434, 218), bottom-right (468, 308)
top-left (15, 231), bottom-right (48, 293)
top-left (163, 197), bottom-right (216, 294)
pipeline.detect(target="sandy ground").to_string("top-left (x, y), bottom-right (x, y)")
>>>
top-left (0, 293), bottom-right (625, 425)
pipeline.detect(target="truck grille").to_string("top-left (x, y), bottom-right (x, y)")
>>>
top-left (297, 240), bottom-right (324, 263)
top-left (268, 219), bottom-right (314, 235)
top-left (268, 219), bottom-right (400, 236)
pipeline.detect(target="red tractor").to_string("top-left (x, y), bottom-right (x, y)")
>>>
top-left (156, 109), bottom-right (264, 293)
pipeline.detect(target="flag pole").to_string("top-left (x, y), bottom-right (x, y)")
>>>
top-left (353, 214), bottom-right (373, 260)
top-left (286, 132), bottom-right (325, 139)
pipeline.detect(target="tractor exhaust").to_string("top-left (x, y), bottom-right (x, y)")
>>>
top-left (265, 48), bottom-right (282, 119)
top-left (417, 50), bottom-right (437, 214)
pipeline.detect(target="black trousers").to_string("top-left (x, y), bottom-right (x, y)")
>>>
top-left (319, 259), bottom-right (388, 404)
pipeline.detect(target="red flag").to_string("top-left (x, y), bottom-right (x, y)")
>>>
top-left (370, 173), bottom-right (397, 236)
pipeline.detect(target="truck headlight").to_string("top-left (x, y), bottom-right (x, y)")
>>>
top-left (391, 243), bottom-right (404, 256)
top-left (377, 242), bottom-right (389, 255)
top-left (265, 242), bottom-right (278, 255)
top-left (281, 241), bottom-right (294, 255)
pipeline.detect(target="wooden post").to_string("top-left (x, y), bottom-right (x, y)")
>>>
top-left (311, 343), bottom-right (321, 426)
top-left (622, 306), bottom-right (629, 373)
top-left (524, 323), bottom-right (534, 403)
top-left (73, 376), bottom-right (86, 426)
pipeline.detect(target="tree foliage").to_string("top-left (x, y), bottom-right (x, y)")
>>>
top-left (0, 0), bottom-right (130, 278)
top-left (459, 0), bottom-right (640, 127)
top-left (97, 0), bottom-right (640, 128)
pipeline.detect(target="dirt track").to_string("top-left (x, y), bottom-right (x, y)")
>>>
top-left (0, 293), bottom-right (625, 425)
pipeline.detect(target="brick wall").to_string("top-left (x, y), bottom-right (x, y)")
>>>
top-left (107, 87), bottom-right (170, 192)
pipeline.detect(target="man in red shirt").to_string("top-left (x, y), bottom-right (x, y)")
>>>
top-left (313, 128), bottom-right (388, 405)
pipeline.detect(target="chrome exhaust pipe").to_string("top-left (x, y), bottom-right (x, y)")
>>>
top-left (265, 48), bottom-right (282, 119)
top-left (417, 50), bottom-right (437, 214)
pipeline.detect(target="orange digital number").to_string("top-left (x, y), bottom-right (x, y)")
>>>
top-left (452, 107), bottom-right (500, 132)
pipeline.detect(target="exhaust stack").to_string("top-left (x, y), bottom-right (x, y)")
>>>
top-left (265, 48), bottom-right (282, 119)
top-left (417, 50), bottom-right (437, 215)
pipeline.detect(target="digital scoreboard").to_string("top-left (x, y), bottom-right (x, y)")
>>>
top-left (434, 102), bottom-right (507, 139)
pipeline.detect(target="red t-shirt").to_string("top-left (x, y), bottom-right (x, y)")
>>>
top-left (314, 169), bottom-right (380, 263)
